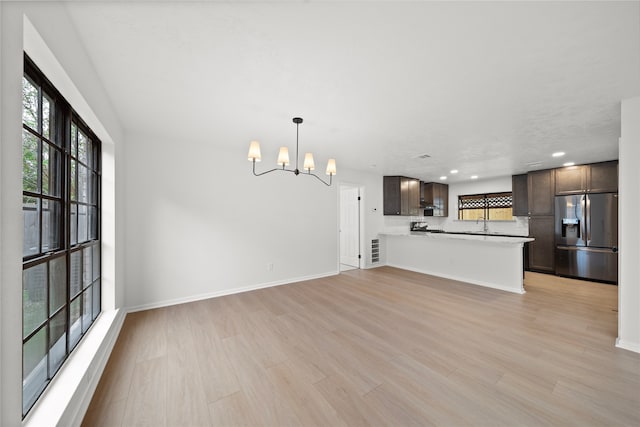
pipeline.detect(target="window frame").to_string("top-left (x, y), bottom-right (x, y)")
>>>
top-left (22, 54), bottom-right (102, 418)
top-left (457, 191), bottom-right (513, 221)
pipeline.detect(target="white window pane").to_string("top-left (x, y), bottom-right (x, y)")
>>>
top-left (23, 264), bottom-right (47, 338)
top-left (23, 328), bottom-right (47, 416)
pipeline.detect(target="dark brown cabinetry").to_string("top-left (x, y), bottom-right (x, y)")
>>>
top-left (525, 160), bottom-right (617, 274)
top-left (512, 174), bottom-right (528, 216)
top-left (528, 216), bottom-right (555, 272)
top-left (528, 169), bottom-right (555, 216)
top-left (422, 182), bottom-right (449, 217)
top-left (527, 169), bottom-right (555, 272)
top-left (383, 176), bottom-right (420, 216)
top-left (555, 161), bottom-right (618, 195)
top-left (555, 165), bottom-right (587, 195)
top-left (589, 161), bottom-right (618, 193)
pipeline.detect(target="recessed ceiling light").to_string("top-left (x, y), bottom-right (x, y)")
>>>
top-left (563, 162), bottom-right (575, 167)
top-left (450, 169), bottom-right (458, 174)
top-left (552, 152), bottom-right (565, 157)
top-left (440, 176), bottom-right (447, 180)
top-left (471, 175), bottom-right (478, 179)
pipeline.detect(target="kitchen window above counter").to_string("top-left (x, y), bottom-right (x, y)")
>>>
top-left (458, 192), bottom-right (513, 221)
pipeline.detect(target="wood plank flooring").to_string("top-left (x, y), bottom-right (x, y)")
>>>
top-left (82, 267), bottom-right (640, 426)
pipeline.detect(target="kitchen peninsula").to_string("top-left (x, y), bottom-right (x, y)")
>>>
top-left (380, 232), bottom-right (534, 294)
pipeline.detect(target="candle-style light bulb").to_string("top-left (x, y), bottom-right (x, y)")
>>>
top-left (277, 147), bottom-right (290, 166)
top-left (303, 153), bottom-right (315, 171)
top-left (247, 141), bottom-right (261, 162)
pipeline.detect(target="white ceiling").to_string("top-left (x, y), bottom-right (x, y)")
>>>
top-left (65, 1), bottom-right (640, 183)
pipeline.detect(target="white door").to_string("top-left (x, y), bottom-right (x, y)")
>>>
top-left (340, 185), bottom-right (360, 269)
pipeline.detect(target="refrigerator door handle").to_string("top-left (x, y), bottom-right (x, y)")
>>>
top-left (581, 195), bottom-right (588, 244)
top-left (586, 194), bottom-right (592, 244)
top-left (557, 245), bottom-right (616, 254)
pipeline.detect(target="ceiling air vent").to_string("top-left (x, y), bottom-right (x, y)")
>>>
top-left (526, 161), bottom-right (543, 169)
top-left (416, 154), bottom-right (431, 159)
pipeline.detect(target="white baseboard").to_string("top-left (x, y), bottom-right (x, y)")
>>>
top-left (362, 263), bottom-right (385, 270)
top-left (616, 337), bottom-right (640, 354)
top-left (24, 308), bottom-right (126, 427)
top-left (126, 270), bottom-right (340, 313)
top-left (385, 263), bottom-right (526, 294)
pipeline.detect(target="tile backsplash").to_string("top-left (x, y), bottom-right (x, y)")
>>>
top-left (383, 215), bottom-right (529, 236)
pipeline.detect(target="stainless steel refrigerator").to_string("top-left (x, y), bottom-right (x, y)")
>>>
top-left (555, 193), bottom-right (618, 283)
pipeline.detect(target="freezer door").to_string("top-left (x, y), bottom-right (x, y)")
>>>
top-left (586, 193), bottom-right (618, 248)
top-left (555, 246), bottom-right (618, 283)
top-left (555, 195), bottom-right (585, 246)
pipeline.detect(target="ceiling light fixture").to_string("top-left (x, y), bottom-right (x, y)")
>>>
top-left (552, 152), bottom-right (565, 157)
top-left (247, 117), bottom-right (336, 186)
top-left (440, 176), bottom-right (447, 180)
top-left (471, 175), bottom-right (479, 179)
top-left (450, 169), bottom-right (458, 174)
top-left (563, 162), bottom-right (575, 167)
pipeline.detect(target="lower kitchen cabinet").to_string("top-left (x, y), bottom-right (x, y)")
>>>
top-left (528, 215), bottom-right (555, 272)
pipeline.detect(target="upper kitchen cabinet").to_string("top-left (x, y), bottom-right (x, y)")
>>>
top-left (512, 174), bottom-right (528, 216)
top-left (555, 165), bottom-right (587, 195)
top-left (588, 161), bottom-right (618, 193)
top-left (527, 169), bottom-right (555, 215)
top-left (383, 176), bottom-right (421, 216)
top-left (422, 182), bottom-right (449, 217)
top-left (555, 161), bottom-right (618, 195)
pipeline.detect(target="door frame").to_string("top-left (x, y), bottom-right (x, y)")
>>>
top-left (338, 182), bottom-right (365, 270)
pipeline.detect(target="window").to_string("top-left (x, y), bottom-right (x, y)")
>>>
top-left (22, 55), bottom-right (101, 417)
top-left (458, 192), bottom-right (513, 221)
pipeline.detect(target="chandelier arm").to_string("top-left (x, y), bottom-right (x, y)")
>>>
top-left (252, 160), bottom-right (297, 176)
top-left (252, 168), bottom-right (280, 177)
top-left (307, 171), bottom-right (333, 186)
top-left (252, 159), bottom-right (280, 176)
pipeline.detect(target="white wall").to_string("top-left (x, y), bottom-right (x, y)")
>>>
top-left (383, 175), bottom-right (529, 236)
top-left (123, 132), bottom-right (343, 310)
top-left (1, 5), bottom-right (29, 424)
top-left (617, 97), bottom-right (640, 353)
top-left (122, 129), bottom-right (393, 310)
top-left (1, 3), bottom-right (125, 425)
top-left (0, 2), bottom-right (5, 421)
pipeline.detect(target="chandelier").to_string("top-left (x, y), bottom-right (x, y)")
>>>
top-left (247, 117), bottom-right (337, 186)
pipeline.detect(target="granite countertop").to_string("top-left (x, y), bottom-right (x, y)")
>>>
top-left (380, 231), bottom-right (534, 244)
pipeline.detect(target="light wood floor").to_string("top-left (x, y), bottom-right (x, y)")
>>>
top-left (82, 267), bottom-right (640, 426)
